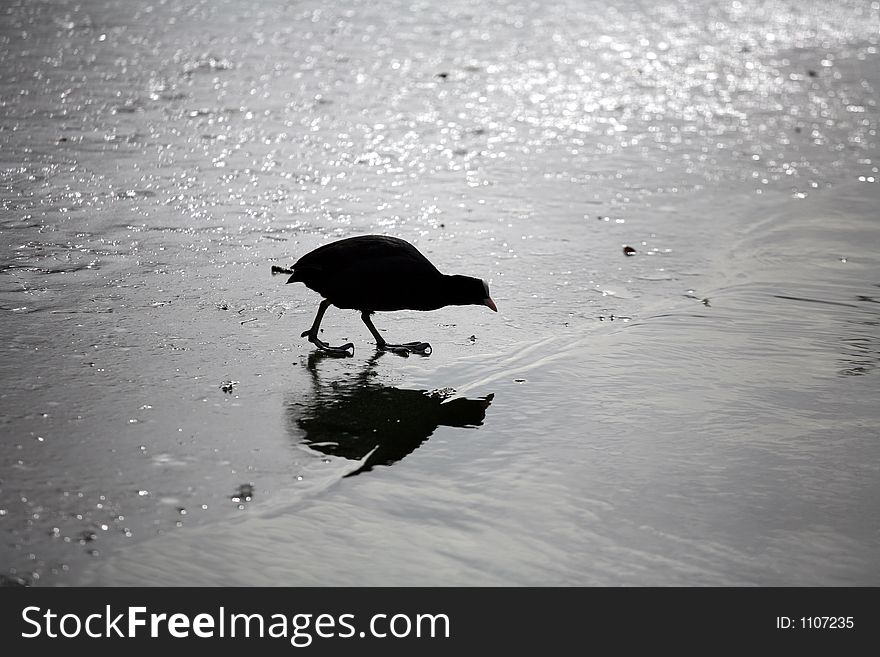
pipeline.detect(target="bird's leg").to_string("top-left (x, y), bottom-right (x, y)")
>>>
top-left (300, 299), bottom-right (354, 356)
top-left (360, 312), bottom-right (431, 357)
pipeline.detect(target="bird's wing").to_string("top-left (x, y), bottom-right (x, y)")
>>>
top-left (293, 236), bottom-right (440, 277)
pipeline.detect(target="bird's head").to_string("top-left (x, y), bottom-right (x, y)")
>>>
top-left (447, 275), bottom-right (497, 311)
top-left (480, 278), bottom-right (497, 312)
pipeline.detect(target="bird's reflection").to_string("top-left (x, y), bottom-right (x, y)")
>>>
top-left (287, 352), bottom-right (494, 477)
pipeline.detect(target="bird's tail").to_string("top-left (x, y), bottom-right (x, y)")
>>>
top-left (271, 265), bottom-right (294, 276)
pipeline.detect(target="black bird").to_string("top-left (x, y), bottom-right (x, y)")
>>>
top-left (272, 235), bottom-right (497, 356)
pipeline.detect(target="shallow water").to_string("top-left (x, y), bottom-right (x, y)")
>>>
top-left (1, 0), bottom-right (879, 586)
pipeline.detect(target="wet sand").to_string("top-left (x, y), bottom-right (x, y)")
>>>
top-left (1, 0), bottom-right (879, 586)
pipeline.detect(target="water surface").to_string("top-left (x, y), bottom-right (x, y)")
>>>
top-left (1, 0), bottom-right (879, 586)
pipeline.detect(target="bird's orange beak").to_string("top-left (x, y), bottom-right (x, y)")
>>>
top-left (484, 297), bottom-right (497, 312)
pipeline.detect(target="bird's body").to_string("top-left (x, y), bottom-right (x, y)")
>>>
top-left (288, 235), bottom-right (445, 312)
top-left (275, 235), bottom-right (496, 356)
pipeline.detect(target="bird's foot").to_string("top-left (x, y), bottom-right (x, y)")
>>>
top-left (301, 330), bottom-right (354, 357)
top-left (378, 341), bottom-right (432, 357)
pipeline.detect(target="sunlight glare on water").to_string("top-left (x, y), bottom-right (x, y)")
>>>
top-left (0, 0), bottom-right (879, 586)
